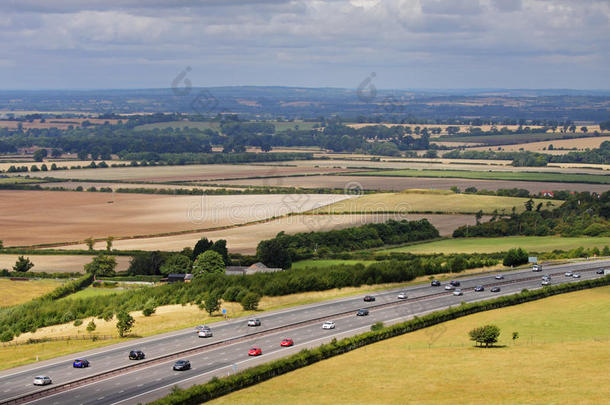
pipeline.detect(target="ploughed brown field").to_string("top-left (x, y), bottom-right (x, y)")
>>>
top-left (0, 191), bottom-right (350, 247)
top-left (200, 175), bottom-right (610, 194)
top-left (58, 213), bottom-right (481, 254)
top-left (19, 164), bottom-right (356, 182)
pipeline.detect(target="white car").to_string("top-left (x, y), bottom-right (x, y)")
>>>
top-left (495, 275), bottom-right (504, 280)
top-left (541, 280), bottom-right (551, 286)
top-left (33, 376), bottom-right (52, 386)
top-left (444, 285), bottom-right (454, 291)
top-left (572, 273), bottom-right (581, 278)
top-left (247, 319), bottom-right (261, 327)
top-left (397, 292), bottom-right (408, 299)
top-left (453, 289), bottom-right (463, 296)
top-left (322, 321), bottom-right (336, 329)
top-left (565, 272), bottom-right (573, 277)
top-left (198, 329), bottom-right (213, 338)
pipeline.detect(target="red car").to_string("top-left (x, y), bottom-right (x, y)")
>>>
top-left (280, 338), bottom-right (294, 347)
top-left (248, 347), bottom-right (262, 356)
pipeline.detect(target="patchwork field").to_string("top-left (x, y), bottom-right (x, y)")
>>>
top-left (313, 191), bottom-right (555, 215)
top-left (384, 236), bottom-right (610, 254)
top-left (39, 181), bottom-right (241, 192)
top-left (204, 175), bottom-right (610, 194)
top-left (355, 169), bottom-right (610, 184)
top-left (0, 191), bottom-right (350, 247)
top-left (0, 278), bottom-right (65, 307)
top-left (16, 163), bottom-right (354, 182)
top-left (62, 213), bottom-right (478, 253)
top-left (468, 136), bottom-right (610, 154)
top-left (209, 286), bottom-right (610, 405)
top-left (0, 255), bottom-right (131, 273)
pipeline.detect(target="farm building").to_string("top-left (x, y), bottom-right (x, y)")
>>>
top-left (225, 262), bottom-right (283, 276)
top-left (166, 273), bottom-right (194, 283)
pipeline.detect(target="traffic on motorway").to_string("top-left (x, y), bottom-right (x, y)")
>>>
top-left (0, 260), bottom-right (607, 405)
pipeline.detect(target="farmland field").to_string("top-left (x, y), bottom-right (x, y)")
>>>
top-left (468, 136), bottom-right (610, 154)
top-left (313, 191), bottom-right (555, 215)
top-left (0, 278), bottom-right (65, 307)
top-left (133, 120), bottom-right (318, 132)
top-left (383, 236), bottom-right (610, 254)
top-left (0, 191), bottom-right (350, 247)
top-left (439, 131), bottom-right (603, 146)
top-left (15, 163), bottom-right (354, 182)
top-left (208, 286), bottom-right (610, 405)
top-left (64, 213), bottom-right (478, 253)
top-left (0, 255), bottom-right (130, 273)
top-left (0, 160), bottom-right (126, 173)
top-left (354, 169), bottom-right (610, 184)
top-left (204, 174), bottom-right (610, 194)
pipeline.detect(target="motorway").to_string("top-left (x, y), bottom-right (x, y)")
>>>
top-left (0, 259), bottom-right (608, 405)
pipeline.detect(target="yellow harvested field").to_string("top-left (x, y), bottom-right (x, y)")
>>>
top-left (0, 160), bottom-right (127, 172)
top-left (468, 136), bottom-right (610, 155)
top-left (313, 191), bottom-right (556, 215)
top-left (0, 255), bottom-right (130, 273)
top-left (209, 286), bottom-right (610, 405)
top-left (65, 213), bottom-right (482, 253)
top-left (203, 174), bottom-right (610, 194)
top-left (16, 163), bottom-right (353, 182)
top-left (0, 278), bottom-right (65, 307)
top-left (0, 190), bottom-right (350, 247)
top-left (40, 181), bottom-right (241, 191)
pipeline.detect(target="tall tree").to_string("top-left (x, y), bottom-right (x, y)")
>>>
top-left (116, 310), bottom-right (135, 337)
top-left (193, 237), bottom-right (213, 259)
top-left (13, 256), bottom-right (34, 272)
top-left (193, 250), bottom-right (225, 275)
top-left (84, 255), bottom-right (117, 279)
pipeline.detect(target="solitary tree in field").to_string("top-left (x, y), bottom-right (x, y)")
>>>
top-left (469, 325), bottom-right (501, 347)
top-left (13, 256), bottom-right (34, 272)
top-left (33, 149), bottom-right (47, 162)
top-left (84, 237), bottom-right (95, 251)
top-left (524, 199), bottom-right (534, 211)
top-left (241, 292), bottom-right (261, 311)
top-left (84, 255), bottom-right (117, 280)
top-left (475, 210), bottom-right (483, 225)
top-left (86, 320), bottom-right (97, 333)
top-left (106, 236), bottom-right (114, 252)
top-left (202, 292), bottom-right (221, 316)
top-left (116, 310), bottom-right (135, 337)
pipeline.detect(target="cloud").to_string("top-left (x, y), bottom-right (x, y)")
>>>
top-left (0, 0), bottom-right (608, 89)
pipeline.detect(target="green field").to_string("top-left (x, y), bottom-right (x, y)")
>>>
top-left (313, 191), bottom-right (554, 215)
top-left (59, 285), bottom-right (142, 300)
top-left (439, 132), bottom-right (594, 146)
top-left (209, 286), bottom-right (610, 405)
top-left (0, 177), bottom-right (43, 184)
top-left (354, 168), bottom-right (610, 184)
top-left (133, 121), bottom-right (220, 131)
top-left (133, 120), bottom-right (318, 133)
top-left (290, 259), bottom-right (375, 270)
top-left (383, 235), bottom-right (610, 254)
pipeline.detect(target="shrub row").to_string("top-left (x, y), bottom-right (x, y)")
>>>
top-left (0, 269), bottom-right (83, 279)
top-left (150, 275), bottom-right (610, 405)
top-left (0, 254), bottom-right (489, 340)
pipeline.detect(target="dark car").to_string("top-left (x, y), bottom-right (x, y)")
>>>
top-left (450, 280), bottom-right (460, 287)
top-left (474, 285), bottom-right (484, 292)
top-left (431, 280), bottom-right (441, 287)
top-left (490, 287), bottom-right (501, 292)
top-left (363, 295), bottom-right (375, 302)
top-left (173, 360), bottom-right (191, 371)
top-left (129, 350), bottom-right (145, 360)
top-left (356, 309), bottom-right (369, 316)
top-left (72, 359), bottom-right (89, 368)
top-left (596, 269), bottom-right (605, 275)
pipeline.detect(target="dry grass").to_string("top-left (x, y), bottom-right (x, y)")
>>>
top-left (0, 279), bottom-right (65, 307)
top-left (71, 213), bottom-right (482, 253)
top-left (17, 163), bottom-right (352, 182)
top-left (0, 255), bottom-right (130, 273)
top-left (0, 191), bottom-right (349, 247)
top-left (313, 191), bottom-right (555, 215)
top-left (468, 135), bottom-right (610, 155)
top-left (209, 286), bottom-right (610, 405)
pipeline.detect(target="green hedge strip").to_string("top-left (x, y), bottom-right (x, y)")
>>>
top-left (149, 275), bottom-right (610, 405)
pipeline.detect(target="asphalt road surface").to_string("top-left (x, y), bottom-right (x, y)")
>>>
top-left (0, 259), bottom-right (607, 405)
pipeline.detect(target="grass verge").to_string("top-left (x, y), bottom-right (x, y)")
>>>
top-left (207, 285), bottom-right (610, 405)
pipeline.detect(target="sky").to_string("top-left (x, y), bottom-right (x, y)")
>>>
top-left (0, 0), bottom-right (609, 90)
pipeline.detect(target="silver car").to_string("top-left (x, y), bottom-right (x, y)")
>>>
top-left (322, 321), bottom-right (336, 329)
top-left (572, 273), bottom-right (581, 278)
top-left (444, 285), bottom-right (454, 291)
top-left (198, 329), bottom-right (213, 338)
top-left (397, 292), bottom-right (408, 299)
top-left (33, 376), bottom-right (52, 386)
top-left (453, 289), bottom-right (463, 296)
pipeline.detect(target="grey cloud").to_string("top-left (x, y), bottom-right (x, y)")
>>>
top-left (491, 0), bottom-right (522, 12)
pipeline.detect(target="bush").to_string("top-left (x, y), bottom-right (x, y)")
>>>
top-left (371, 321), bottom-right (384, 331)
top-left (503, 248), bottom-right (529, 267)
top-left (468, 324), bottom-right (500, 347)
top-left (241, 292), bottom-right (261, 311)
top-left (73, 319), bottom-right (83, 327)
top-left (142, 306), bottom-right (156, 317)
top-left (86, 320), bottom-right (96, 332)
